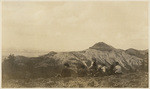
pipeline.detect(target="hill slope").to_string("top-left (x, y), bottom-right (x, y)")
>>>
top-left (2, 42), bottom-right (146, 78)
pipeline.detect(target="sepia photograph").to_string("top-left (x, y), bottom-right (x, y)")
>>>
top-left (1, 0), bottom-right (149, 88)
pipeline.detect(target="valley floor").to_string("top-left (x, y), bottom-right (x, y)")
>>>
top-left (2, 71), bottom-right (148, 88)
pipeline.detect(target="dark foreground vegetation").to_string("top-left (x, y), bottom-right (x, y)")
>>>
top-left (2, 70), bottom-right (148, 88)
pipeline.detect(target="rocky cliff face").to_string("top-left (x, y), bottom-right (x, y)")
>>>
top-left (34, 42), bottom-right (144, 71)
top-left (125, 48), bottom-right (148, 60)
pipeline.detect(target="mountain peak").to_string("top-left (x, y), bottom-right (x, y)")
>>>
top-left (89, 42), bottom-right (115, 51)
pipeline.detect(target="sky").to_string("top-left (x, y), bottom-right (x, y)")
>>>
top-left (2, 1), bottom-right (148, 52)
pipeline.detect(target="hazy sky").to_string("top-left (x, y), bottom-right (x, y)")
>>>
top-left (2, 1), bottom-right (148, 51)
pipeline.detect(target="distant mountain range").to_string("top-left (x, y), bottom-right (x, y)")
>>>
top-left (2, 42), bottom-right (148, 78)
top-left (2, 49), bottom-right (49, 58)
